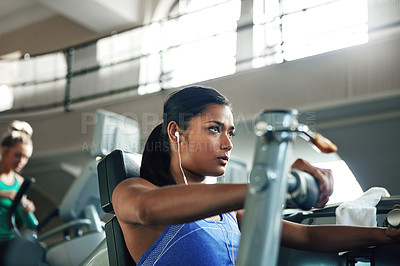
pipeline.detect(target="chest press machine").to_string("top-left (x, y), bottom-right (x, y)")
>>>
top-left (95, 109), bottom-right (399, 266)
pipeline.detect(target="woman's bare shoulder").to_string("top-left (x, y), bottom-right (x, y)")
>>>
top-left (117, 177), bottom-right (156, 190)
top-left (113, 177), bottom-right (157, 201)
top-left (112, 177), bottom-right (159, 225)
top-left (15, 174), bottom-right (25, 185)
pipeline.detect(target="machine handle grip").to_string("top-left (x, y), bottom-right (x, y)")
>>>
top-left (298, 125), bottom-right (338, 153)
top-left (17, 207), bottom-right (39, 229)
top-left (311, 133), bottom-right (338, 153)
top-left (8, 178), bottom-right (36, 237)
top-left (287, 169), bottom-right (320, 210)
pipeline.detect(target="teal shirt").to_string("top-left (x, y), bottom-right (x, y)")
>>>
top-left (0, 177), bottom-right (38, 241)
top-left (0, 176), bottom-right (20, 241)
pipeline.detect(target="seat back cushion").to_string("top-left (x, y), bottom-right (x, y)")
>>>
top-left (98, 149), bottom-right (140, 213)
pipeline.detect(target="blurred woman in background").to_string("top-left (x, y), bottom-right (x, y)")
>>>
top-left (0, 120), bottom-right (36, 243)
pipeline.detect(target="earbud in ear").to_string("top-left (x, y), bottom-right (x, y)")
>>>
top-left (175, 130), bottom-right (187, 185)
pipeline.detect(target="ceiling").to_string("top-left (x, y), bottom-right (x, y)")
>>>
top-left (0, 0), bottom-right (144, 58)
top-left (0, 0), bottom-right (54, 36)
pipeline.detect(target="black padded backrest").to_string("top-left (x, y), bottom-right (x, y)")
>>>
top-left (105, 217), bottom-right (135, 266)
top-left (97, 149), bottom-right (140, 266)
top-left (98, 149), bottom-right (141, 213)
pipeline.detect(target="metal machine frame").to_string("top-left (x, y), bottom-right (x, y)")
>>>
top-left (237, 109), bottom-right (337, 266)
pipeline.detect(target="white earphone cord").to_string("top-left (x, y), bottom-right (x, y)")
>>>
top-left (176, 133), bottom-right (188, 185)
top-left (177, 132), bottom-right (234, 264)
top-left (211, 214), bottom-right (236, 265)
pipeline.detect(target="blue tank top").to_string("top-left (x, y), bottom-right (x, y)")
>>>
top-left (137, 212), bottom-right (241, 266)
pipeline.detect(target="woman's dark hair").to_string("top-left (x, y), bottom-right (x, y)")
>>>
top-left (140, 85), bottom-right (231, 186)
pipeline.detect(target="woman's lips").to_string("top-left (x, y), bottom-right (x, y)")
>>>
top-left (217, 156), bottom-right (229, 165)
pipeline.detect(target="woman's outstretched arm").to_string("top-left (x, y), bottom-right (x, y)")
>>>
top-left (281, 219), bottom-right (400, 253)
top-left (112, 177), bottom-right (247, 226)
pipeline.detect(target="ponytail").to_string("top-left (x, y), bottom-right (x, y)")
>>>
top-left (140, 124), bottom-right (176, 186)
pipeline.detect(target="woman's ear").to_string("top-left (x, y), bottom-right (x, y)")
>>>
top-left (167, 121), bottom-right (180, 144)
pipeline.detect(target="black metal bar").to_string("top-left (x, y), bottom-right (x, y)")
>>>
top-left (8, 178), bottom-right (36, 237)
top-left (64, 48), bottom-right (74, 112)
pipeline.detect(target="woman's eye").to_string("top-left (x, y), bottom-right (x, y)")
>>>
top-left (209, 126), bottom-right (220, 133)
top-left (228, 131), bottom-right (236, 139)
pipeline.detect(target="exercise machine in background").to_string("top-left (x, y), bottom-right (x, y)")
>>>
top-left (4, 109), bottom-right (140, 266)
top-left (41, 109), bottom-right (140, 265)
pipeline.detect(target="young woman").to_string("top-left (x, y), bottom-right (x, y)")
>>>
top-left (113, 86), bottom-right (400, 265)
top-left (0, 120), bottom-right (36, 242)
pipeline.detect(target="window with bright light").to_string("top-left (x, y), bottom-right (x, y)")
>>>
top-left (0, 85), bottom-right (13, 112)
top-left (253, 0), bottom-right (368, 66)
top-left (138, 0), bottom-right (371, 94)
top-left (139, 0), bottom-right (241, 95)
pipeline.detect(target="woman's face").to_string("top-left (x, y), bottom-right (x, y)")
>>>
top-left (1, 142), bottom-right (32, 172)
top-left (180, 104), bottom-right (235, 180)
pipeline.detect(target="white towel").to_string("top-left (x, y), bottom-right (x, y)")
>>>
top-left (335, 187), bottom-right (390, 227)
